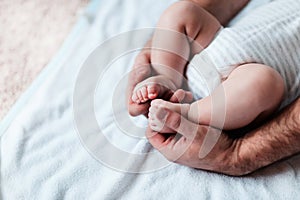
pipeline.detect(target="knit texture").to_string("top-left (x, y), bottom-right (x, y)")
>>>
top-left (187, 0), bottom-right (300, 109)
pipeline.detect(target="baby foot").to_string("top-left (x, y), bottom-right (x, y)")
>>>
top-left (132, 75), bottom-right (177, 104)
top-left (149, 99), bottom-right (190, 133)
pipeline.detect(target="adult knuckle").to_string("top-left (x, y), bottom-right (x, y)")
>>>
top-left (134, 65), bottom-right (151, 76)
top-left (138, 51), bottom-right (150, 61)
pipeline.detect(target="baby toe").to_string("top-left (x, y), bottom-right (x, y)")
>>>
top-left (136, 90), bottom-right (144, 103)
top-left (140, 86), bottom-right (148, 102)
top-left (147, 84), bottom-right (160, 99)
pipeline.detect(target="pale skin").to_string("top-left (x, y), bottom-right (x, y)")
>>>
top-left (127, 0), bottom-right (300, 175)
top-left (132, 1), bottom-right (285, 131)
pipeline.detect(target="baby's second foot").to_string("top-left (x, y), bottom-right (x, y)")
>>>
top-left (132, 75), bottom-right (177, 104)
top-left (149, 99), bottom-right (190, 133)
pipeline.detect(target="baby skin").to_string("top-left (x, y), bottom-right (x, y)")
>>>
top-left (132, 1), bottom-right (285, 132)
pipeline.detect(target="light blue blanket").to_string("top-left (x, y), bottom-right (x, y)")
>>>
top-left (1, 0), bottom-right (300, 199)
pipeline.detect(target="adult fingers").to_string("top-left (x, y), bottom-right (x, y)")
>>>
top-left (145, 126), bottom-right (175, 150)
top-left (146, 125), bottom-right (194, 164)
top-left (161, 108), bottom-right (200, 139)
top-left (163, 110), bottom-right (224, 160)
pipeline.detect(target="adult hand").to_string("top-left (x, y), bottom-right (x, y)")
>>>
top-left (145, 107), bottom-right (242, 176)
top-left (146, 98), bottom-right (300, 176)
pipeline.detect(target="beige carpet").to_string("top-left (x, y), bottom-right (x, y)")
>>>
top-left (0, 0), bottom-right (88, 121)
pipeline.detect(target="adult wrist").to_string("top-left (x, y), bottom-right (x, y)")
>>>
top-left (236, 97), bottom-right (300, 175)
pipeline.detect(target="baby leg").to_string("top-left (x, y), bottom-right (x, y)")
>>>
top-left (149, 64), bottom-right (284, 132)
top-left (132, 1), bottom-right (221, 104)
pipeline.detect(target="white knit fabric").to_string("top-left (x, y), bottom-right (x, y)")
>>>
top-left (187, 0), bottom-right (300, 109)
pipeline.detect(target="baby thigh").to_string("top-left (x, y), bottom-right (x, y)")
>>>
top-left (188, 64), bottom-right (285, 130)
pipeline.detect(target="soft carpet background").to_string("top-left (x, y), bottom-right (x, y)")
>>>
top-left (0, 0), bottom-right (88, 120)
